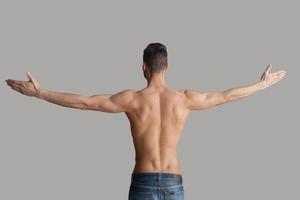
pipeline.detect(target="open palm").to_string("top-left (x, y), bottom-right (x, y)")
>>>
top-left (260, 64), bottom-right (287, 89)
top-left (6, 72), bottom-right (40, 97)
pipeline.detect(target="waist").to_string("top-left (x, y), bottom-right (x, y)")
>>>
top-left (133, 157), bottom-right (181, 174)
top-left (130, 172), bottom-right (183, 188)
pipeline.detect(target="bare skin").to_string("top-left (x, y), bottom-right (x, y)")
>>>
top-left (5, 64), bottom-right (287, 175)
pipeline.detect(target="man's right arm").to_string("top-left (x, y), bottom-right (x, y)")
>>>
top-left (183, 81), bottom-right (264, 110)
top-left (183, 64), bottom-right (287, 111)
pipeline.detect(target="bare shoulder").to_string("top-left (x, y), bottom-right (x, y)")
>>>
top-left (177, 89), bottom-right (197, 97)
top-left (178, 89), bottom-right (206, 97)
top-left (177, 88), bottom-right (194, 102)
top-left (114, 89), bottom-right (137, 96)
top-left (177, 89), bottom-right (189, 98)
top-left (177, 89), bottom-right (206, 110)
top-left (110, 89), bottom-right (138, 103)
top-left (177, 88), bottom-right (228, 110)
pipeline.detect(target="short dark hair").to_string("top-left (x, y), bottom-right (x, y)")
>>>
top-left (143, 42), bottom-right (168, 73)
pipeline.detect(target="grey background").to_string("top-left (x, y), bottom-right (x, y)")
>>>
top-left (1, 1), bottom-right (299, 199)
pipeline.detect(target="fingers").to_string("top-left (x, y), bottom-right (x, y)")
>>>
top-left (261, 64), bottom-right (272, 81)
top-left (26, 71), bottom-right (40, 90)
top-left (6, 79), bottom-right (25, 95)
top-left (277, 71), bottom-right (286, 77)
top-left (6, 79), bottom-right (23, 85)
top-left (7, 82), bottom-right (23, 93)
top-left (266, 64), bottom-right (272, 74)
top-left (279, 70), bottom-right (287, 76)
top-left (268, 71), bottom-right (286, 86)
top-left (7, 81), bottom-right (21, 89)
top-left (26, 72), bottom-right (33, 82)
top-left (275, 70), bottom-right (286, 74)
top-left (261, 65), bottom-right (287, 82)
top-left (6, 80), bottom-right (23, 89)
top-left (271, 76), bottom-right (283, 85)
top-left (272, 70), bottom-right (287, 78)
top-left (260, 73), bottom-right (266, 81)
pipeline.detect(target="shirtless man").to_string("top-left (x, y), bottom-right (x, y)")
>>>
top-left (5, 43), bottom-right (287, 199)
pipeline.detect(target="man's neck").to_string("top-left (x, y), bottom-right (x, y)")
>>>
top-left (146, 73), bottom-right (168, 88)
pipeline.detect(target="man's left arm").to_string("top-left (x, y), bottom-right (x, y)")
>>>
top-left (6, 72), bottom-right (136, 113)
top-left (36, 88), bottom-right (136, 113)
top-left (83, 89), bottom-right (137, 113)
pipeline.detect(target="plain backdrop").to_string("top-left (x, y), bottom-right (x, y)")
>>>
top-left (1, 1), bottom-right (299, 200)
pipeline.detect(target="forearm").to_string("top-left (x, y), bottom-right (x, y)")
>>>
top-left (223, 81), bottom-right (265, 102)
top-left (35, 88), bottom-right (89, 110)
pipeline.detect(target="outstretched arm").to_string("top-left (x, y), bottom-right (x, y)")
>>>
top-left (36, 88), bottom-right (136, 112)
top-left (35, 88), bottom-right (92, 110)
top-left (6, 72), bottom-right (136, 113)
top-left (183, 64), bottom-right (287, 110)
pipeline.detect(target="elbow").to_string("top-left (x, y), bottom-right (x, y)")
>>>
top-left (77, 103), bottom-right (89, 110)
top-left (79, 96), bottom-right (95, 110)
top-left (78, 100), bottom-right (90, 110)
top-left (223, 91), bottom-right (242, 103)
top-left (221, 91), bottom-right (231, 104)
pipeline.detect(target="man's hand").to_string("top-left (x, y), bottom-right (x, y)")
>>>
top-left (184, 64), bottom-right (287, 111)
top-left (259, 64), bottom-right (287, 89)
top-left (6, 72), bottom-right (41, 97)
top-left (5, 72), bottom-right (136, 112)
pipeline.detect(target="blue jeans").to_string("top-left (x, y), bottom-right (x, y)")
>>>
top-left (128, 172), bottom-right (184, 200)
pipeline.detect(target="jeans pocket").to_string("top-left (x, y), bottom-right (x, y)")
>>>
top-left (129, 190), bottom-right (154, 200)
top-left (164, 187), bottom-right (184, 200)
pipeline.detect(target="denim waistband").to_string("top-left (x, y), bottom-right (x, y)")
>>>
top-left (131, 172), bottom-right (183, 182)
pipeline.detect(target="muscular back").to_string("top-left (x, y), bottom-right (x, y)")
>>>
top-left (125, 87), bottom-right (190, 174)
top-left (6, 65), bottom-right (285, 174)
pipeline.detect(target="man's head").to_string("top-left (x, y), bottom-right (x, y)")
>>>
top-left (143, 42), bottom-right (168, 80)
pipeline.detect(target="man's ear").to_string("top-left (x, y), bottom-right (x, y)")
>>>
top-left (142, 63), bottom-right (146, 71)
top-left (162, 64), bottom-right (168, 73)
